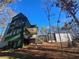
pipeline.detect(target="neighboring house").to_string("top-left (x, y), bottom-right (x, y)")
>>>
top-left (38, 32), bottom-right (72, 42)
top-left (38, 26), bottom-right (73, 42)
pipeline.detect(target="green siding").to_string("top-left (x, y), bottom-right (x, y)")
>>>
top-left (5, 33), bottom-right (21, 42)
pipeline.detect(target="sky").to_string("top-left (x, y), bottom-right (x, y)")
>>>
top-left (10, 0), bottom-right (67, 28)
top-left (0, 0), bottom-right (70, 35)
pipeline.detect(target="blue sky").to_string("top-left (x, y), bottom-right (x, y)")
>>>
top-left (0, 0), bottom-right (69, 35)
top-left (10, 0), bottom-right (67, 28)
top-left (11, 0), bottom-right (48, 26)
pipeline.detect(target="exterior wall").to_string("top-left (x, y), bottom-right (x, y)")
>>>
top-left (37, 33), bottom-right (72, 42)
top-left (27, 27), bottom-right (38, 35)
top-left (4, 13), bottom-right (31, 42)
top-left (55, 33), bottom-right (72, 42)
top-left (47, 33), bottom-right (56, 41)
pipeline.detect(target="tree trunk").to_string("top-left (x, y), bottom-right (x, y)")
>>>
top-left (57, 8), bottom-right (63, 49)
top-left (48, 19), bottom-right (52, 43)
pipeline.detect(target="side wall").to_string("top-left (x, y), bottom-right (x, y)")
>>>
top-left (55, 33), bottom-right (72, 42)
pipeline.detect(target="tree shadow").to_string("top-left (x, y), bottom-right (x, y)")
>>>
top-left (0, 48), bottom-right (79, 59)
top-left (27, 47), bottom-right (79, 54)
top-left (0, 51), bottom-right (54, 59)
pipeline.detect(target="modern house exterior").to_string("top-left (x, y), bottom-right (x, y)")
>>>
top-left (0, 13), bottom-right (38, 49)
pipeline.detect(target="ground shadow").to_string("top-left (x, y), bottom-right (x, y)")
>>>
top-left (0, 52), bottom-right (54, 59)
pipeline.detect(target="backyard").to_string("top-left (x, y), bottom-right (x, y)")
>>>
top-left (0, 42), bottom-right (79, 59)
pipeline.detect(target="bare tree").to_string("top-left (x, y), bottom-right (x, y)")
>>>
top-left (0, 17), bottom-right (6, 39)
top-left (43, 0), bottom-right (54, 43)
top-left (0, 0), bottom-right (16, 38)
top-left (55, 0), bottom-right (79, 47)
top-left (57, 8), bottom-right (63, 49)
top-left (55, 0), bottom-right (79, 26)
top-left (63, 22), bottom-right (73, 47)
top-left (0, 0), bottom-right (15, 12)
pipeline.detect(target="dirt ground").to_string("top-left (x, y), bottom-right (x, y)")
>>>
top-left (0, 42), bottom-right (79, 59)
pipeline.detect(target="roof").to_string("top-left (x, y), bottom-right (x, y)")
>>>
top-left (12, 13), bottom-right (30, 25)
top-left (30, 25), bottom-right (37, 28)
top-left (12, 13), bottom-right (26, 20)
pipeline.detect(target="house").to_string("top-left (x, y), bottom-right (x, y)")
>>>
top-left (0, 13), bottom-right (38, 49)
top-left (38, 26), bottom-right (73, 43)
top-left (55, 32), bottom-right (72, 42)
